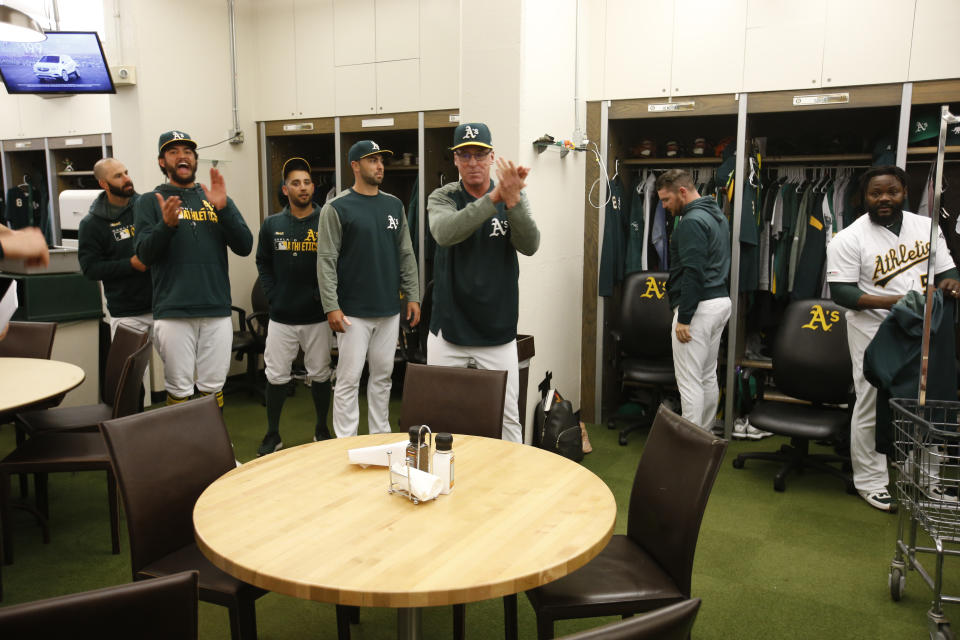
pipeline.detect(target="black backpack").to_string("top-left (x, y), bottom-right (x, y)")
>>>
top-left (533, 371), bottom-right (584, 463)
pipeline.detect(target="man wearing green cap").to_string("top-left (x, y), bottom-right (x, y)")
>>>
top-left (134, 130), bottom-right (253, 408)
top-left (317, 140), bottom-right (420, 438)
top-left (426, 122), bottom-right (540, 443)
top-left (255, 157), bottom-right (333, 455)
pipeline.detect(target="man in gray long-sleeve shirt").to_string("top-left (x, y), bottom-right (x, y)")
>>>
top-left (317, 140), bottom-right (420, 438)
top-left (426, 123), bottom-right (540, 443)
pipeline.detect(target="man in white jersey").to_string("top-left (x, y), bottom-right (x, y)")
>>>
top-left (827, 165), bottom-right (960, 512)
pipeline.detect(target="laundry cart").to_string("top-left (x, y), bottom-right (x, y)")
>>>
top-left (889, 399), bottom-right (960, 640)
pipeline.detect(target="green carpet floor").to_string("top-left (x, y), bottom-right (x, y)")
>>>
top-left (1, 383), bottom-right (958, 639)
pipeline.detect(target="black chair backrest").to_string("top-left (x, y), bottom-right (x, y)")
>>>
top-left (556, 598), bottom-right (701, 640)
top-left (111, 340), bottom-right (153, 419)
top-left (399, 363), bottom-right (506, 439)
top-left (99, 396), bottom-right (236, 577)
top-left (618, 272), bottom-right (672, 359)
top-left (103, 325), bottom-right (149, 406)
top-left (628, 406), bottom-right (727, 598)
top-left (251, 276), bottom-right (268, 314)
top-left (771, 299), bottom-right (852, 404)
top-left (0, 570), bottom-right (199, 640)
top-left (0, 321), bottom-right (56, 359)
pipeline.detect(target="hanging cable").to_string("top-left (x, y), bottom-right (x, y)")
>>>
top-left (587, 141), bottom-right (612, 209)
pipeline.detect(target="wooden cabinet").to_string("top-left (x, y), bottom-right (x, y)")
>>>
top-left (254, 0), bottom-right (297, 121)
top-left (335, 63), bottom-right (378, 115)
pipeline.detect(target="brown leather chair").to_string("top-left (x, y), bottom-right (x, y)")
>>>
top-left (0, 570), bottom-right (199, 639)
top-left (15, 324), bottom-right (149, 438)
top-left (556, 599), bottom-right (701, 640)
top-left (101, 395), bottom-right (352, 640)
top-left (0, 339), bottom-right (152, 565)
top-left (399, 362), bottom-right (509, 639)
top-left (524, 406), bottom-right (726, 639)
top-left (399, 363), bottom-right (507, 439)
top-left (0, 320), bottom-right (57, 359)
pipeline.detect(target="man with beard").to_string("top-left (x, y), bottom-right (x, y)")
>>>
top-left (317, 140), bottom-right (419, 438)
top-left (79, 158), bottom-right (152, 337)
top-left (255, 157), bottom-right (333, 455)
top-left (426, 122), bottom-right (539, 443)
top-left (134, 130), bottom-right (253, 408)
top-left (656, 168), bottom-right (731, 431)
top-left (827, 165), bottom-right (960, 512)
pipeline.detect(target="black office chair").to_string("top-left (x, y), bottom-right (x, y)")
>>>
top-left (229, 278), bottom-right (269, 400)
top-left (524, 406), bottom-right (726, 639)
top-left (607, 272), bottom-right (677, 445)
top-left (732, 299), bottom-right (856, 493)
top-left (0, 570), bottom-right (199, 639)
top-left (400, 281), bottom-right (432, 364)
top-left (556, 598), bottom-right (701, 640)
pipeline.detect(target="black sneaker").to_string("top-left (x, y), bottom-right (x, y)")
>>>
top-left (313, 426), bottom-right (331, 442)
top-left (257, 432), bottom-right (283, 456)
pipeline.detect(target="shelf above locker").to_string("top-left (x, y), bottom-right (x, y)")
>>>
top-left (621, 157), bottom-right (723, 166)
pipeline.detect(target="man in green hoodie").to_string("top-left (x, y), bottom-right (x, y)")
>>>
top-left (657, 168), bottom-right (731, 430)
top-left (79, 158), bottom-right (152, 338)
top-left (134, 130), bottom-right (253, 408)
top-left (255, 157), bottom-right (333, 456)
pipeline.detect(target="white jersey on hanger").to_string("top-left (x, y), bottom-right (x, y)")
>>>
top-left (826, 210), bottom-right (954, 335)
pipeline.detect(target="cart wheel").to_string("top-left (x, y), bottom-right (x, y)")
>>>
top-left (889, 566), bottom-right (905, 601)
top-left (773, 477), bottom-right (786, 492)
top-left (732, 458), bottom-right (745, 469)
top-left (618, 433), bottom-right (628, 446)
top-left (932, 623), bottom-right (955, 640)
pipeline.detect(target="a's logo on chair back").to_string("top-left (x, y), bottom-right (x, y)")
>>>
top-left (800, 303), bottom-right (840, 332)
top-left (639, 276), bottom-right (666, 300)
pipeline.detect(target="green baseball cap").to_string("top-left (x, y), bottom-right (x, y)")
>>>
top-left (451, 123), bottom-right (492, 150)
top-left (909, 113), bottom-right (939, 144)
top-left (348, 140), bottom-right (392, 163)
top-left (158, 130), bottom-right (197, 154)
top-left (282, 157), bottom-right (311, 180)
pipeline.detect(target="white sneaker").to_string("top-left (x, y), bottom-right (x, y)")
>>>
top-left (744, 421), bottom-right (773, 440)
top-left (859, 489), bottom-right (896, 512)
top-left (732, 418), bottom-right (748, 440)
top-left (924, 484), bottom-right (959, 503)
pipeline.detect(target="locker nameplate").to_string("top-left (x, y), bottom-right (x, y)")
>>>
top-left (64, 138), bottom-right (84, 146)
top-left (648, 102), bottom-right (695, 112)
top-left (282, 123), bottom-right (314, 132)
top-left (793, 93), bottom-right (849, 106)
top-left (449, 114), bottom-right (460, 122)
top-left (362, 118), bottom-right (395, 128)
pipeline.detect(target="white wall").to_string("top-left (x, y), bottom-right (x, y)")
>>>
top-left (101, 0), bottom-right (261, 316)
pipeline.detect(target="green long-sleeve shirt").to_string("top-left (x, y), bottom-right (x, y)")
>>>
top-left (256, 205), bottom-right (326, 325)
top-left (667, 196), bottom-right (731, 324)
top-left (427, 180), bottom-right (539, 346)
top-left (316, 188), bottom-right (419, 317)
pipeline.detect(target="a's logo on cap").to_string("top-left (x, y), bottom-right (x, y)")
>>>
top-left (371, 142), bottom-right (380, 151)
top-left (915, 121), bottom-right (928, 134)
top-left (463, 126), bottom-right (479, 140)
top-left (171, 131), bottom-right (185, 140)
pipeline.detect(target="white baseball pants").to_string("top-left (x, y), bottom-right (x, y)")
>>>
top-left (847, 322), bottom-right (890, 493)
top-left (333, 314), bottom-right (399, 438)
top-left (671, 297), bottom-right (732, 430)
top-left (264, 320), bottom-right (334, 385)
top-left (153, 316), bottom-right (233, 398)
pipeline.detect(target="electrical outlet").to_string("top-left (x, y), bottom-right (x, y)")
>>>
top-left (110, 65), bottom-right (136, 86)
top-left (229, 130), bottom-right (244, 145)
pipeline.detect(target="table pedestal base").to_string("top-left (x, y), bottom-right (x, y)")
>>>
top-left (398, 607), bottom-right (422, 640)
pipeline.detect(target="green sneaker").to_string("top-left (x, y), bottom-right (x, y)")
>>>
top-left (257, 432), bottom-right (283, 457)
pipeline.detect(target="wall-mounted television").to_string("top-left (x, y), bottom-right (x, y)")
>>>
top-left (0, 31), bottom-right (115, 95)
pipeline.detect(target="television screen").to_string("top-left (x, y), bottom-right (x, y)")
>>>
top-left (0, 31), bottom-right (115, 94)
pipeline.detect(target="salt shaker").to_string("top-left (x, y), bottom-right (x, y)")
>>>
top-left (433, 432), bottom-right (454, 494)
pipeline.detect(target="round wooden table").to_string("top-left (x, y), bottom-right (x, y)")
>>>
top-left (194, 433), bottom-right (616, 639)
top-left (0, 357), bottom-right (85, 413)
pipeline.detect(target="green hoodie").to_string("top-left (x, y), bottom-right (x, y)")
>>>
top-left (667, 196), bottom-right (730, 324)
top-left (256, 205), bottom-right (326, 325)
top-left (78, 191), bottom-right (152, 317)
top-left (134, 183), bottom-right (253, 319)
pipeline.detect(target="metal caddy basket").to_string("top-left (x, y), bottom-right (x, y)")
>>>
top-left (889, 399), bottom-right (960, 640)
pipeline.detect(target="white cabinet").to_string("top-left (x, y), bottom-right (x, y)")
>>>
top-left (419, 0), bottom-right (459, 109)
top-left (333, 0), bottom-right (375, 66)
top-left (377, 59), bottom-right (420, 113)
top-left (335, 63), bottom-right (378, 115)
top-left (603, 0), bottom-right (673, 99)
top-left (670, 0), bottom-right (746, 96)
top-left (19, 95), bottom-right (110, 139)
top-left (254, 0), bottom-right (297, 120)
top-left (0, 91), bottom-right (20, 139)
top-left (254, 0), bottom-right (336, 120)
top-left (742, 0), bottom-right (826, 92)
top-left (908, 0), bottom-right (960, 82)
top-left (822, 0), bottom-right (913, 87)
top-left (376, 0), bottom-right (419, 61)
top-left (294, 0), bottom-right (336, 117)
